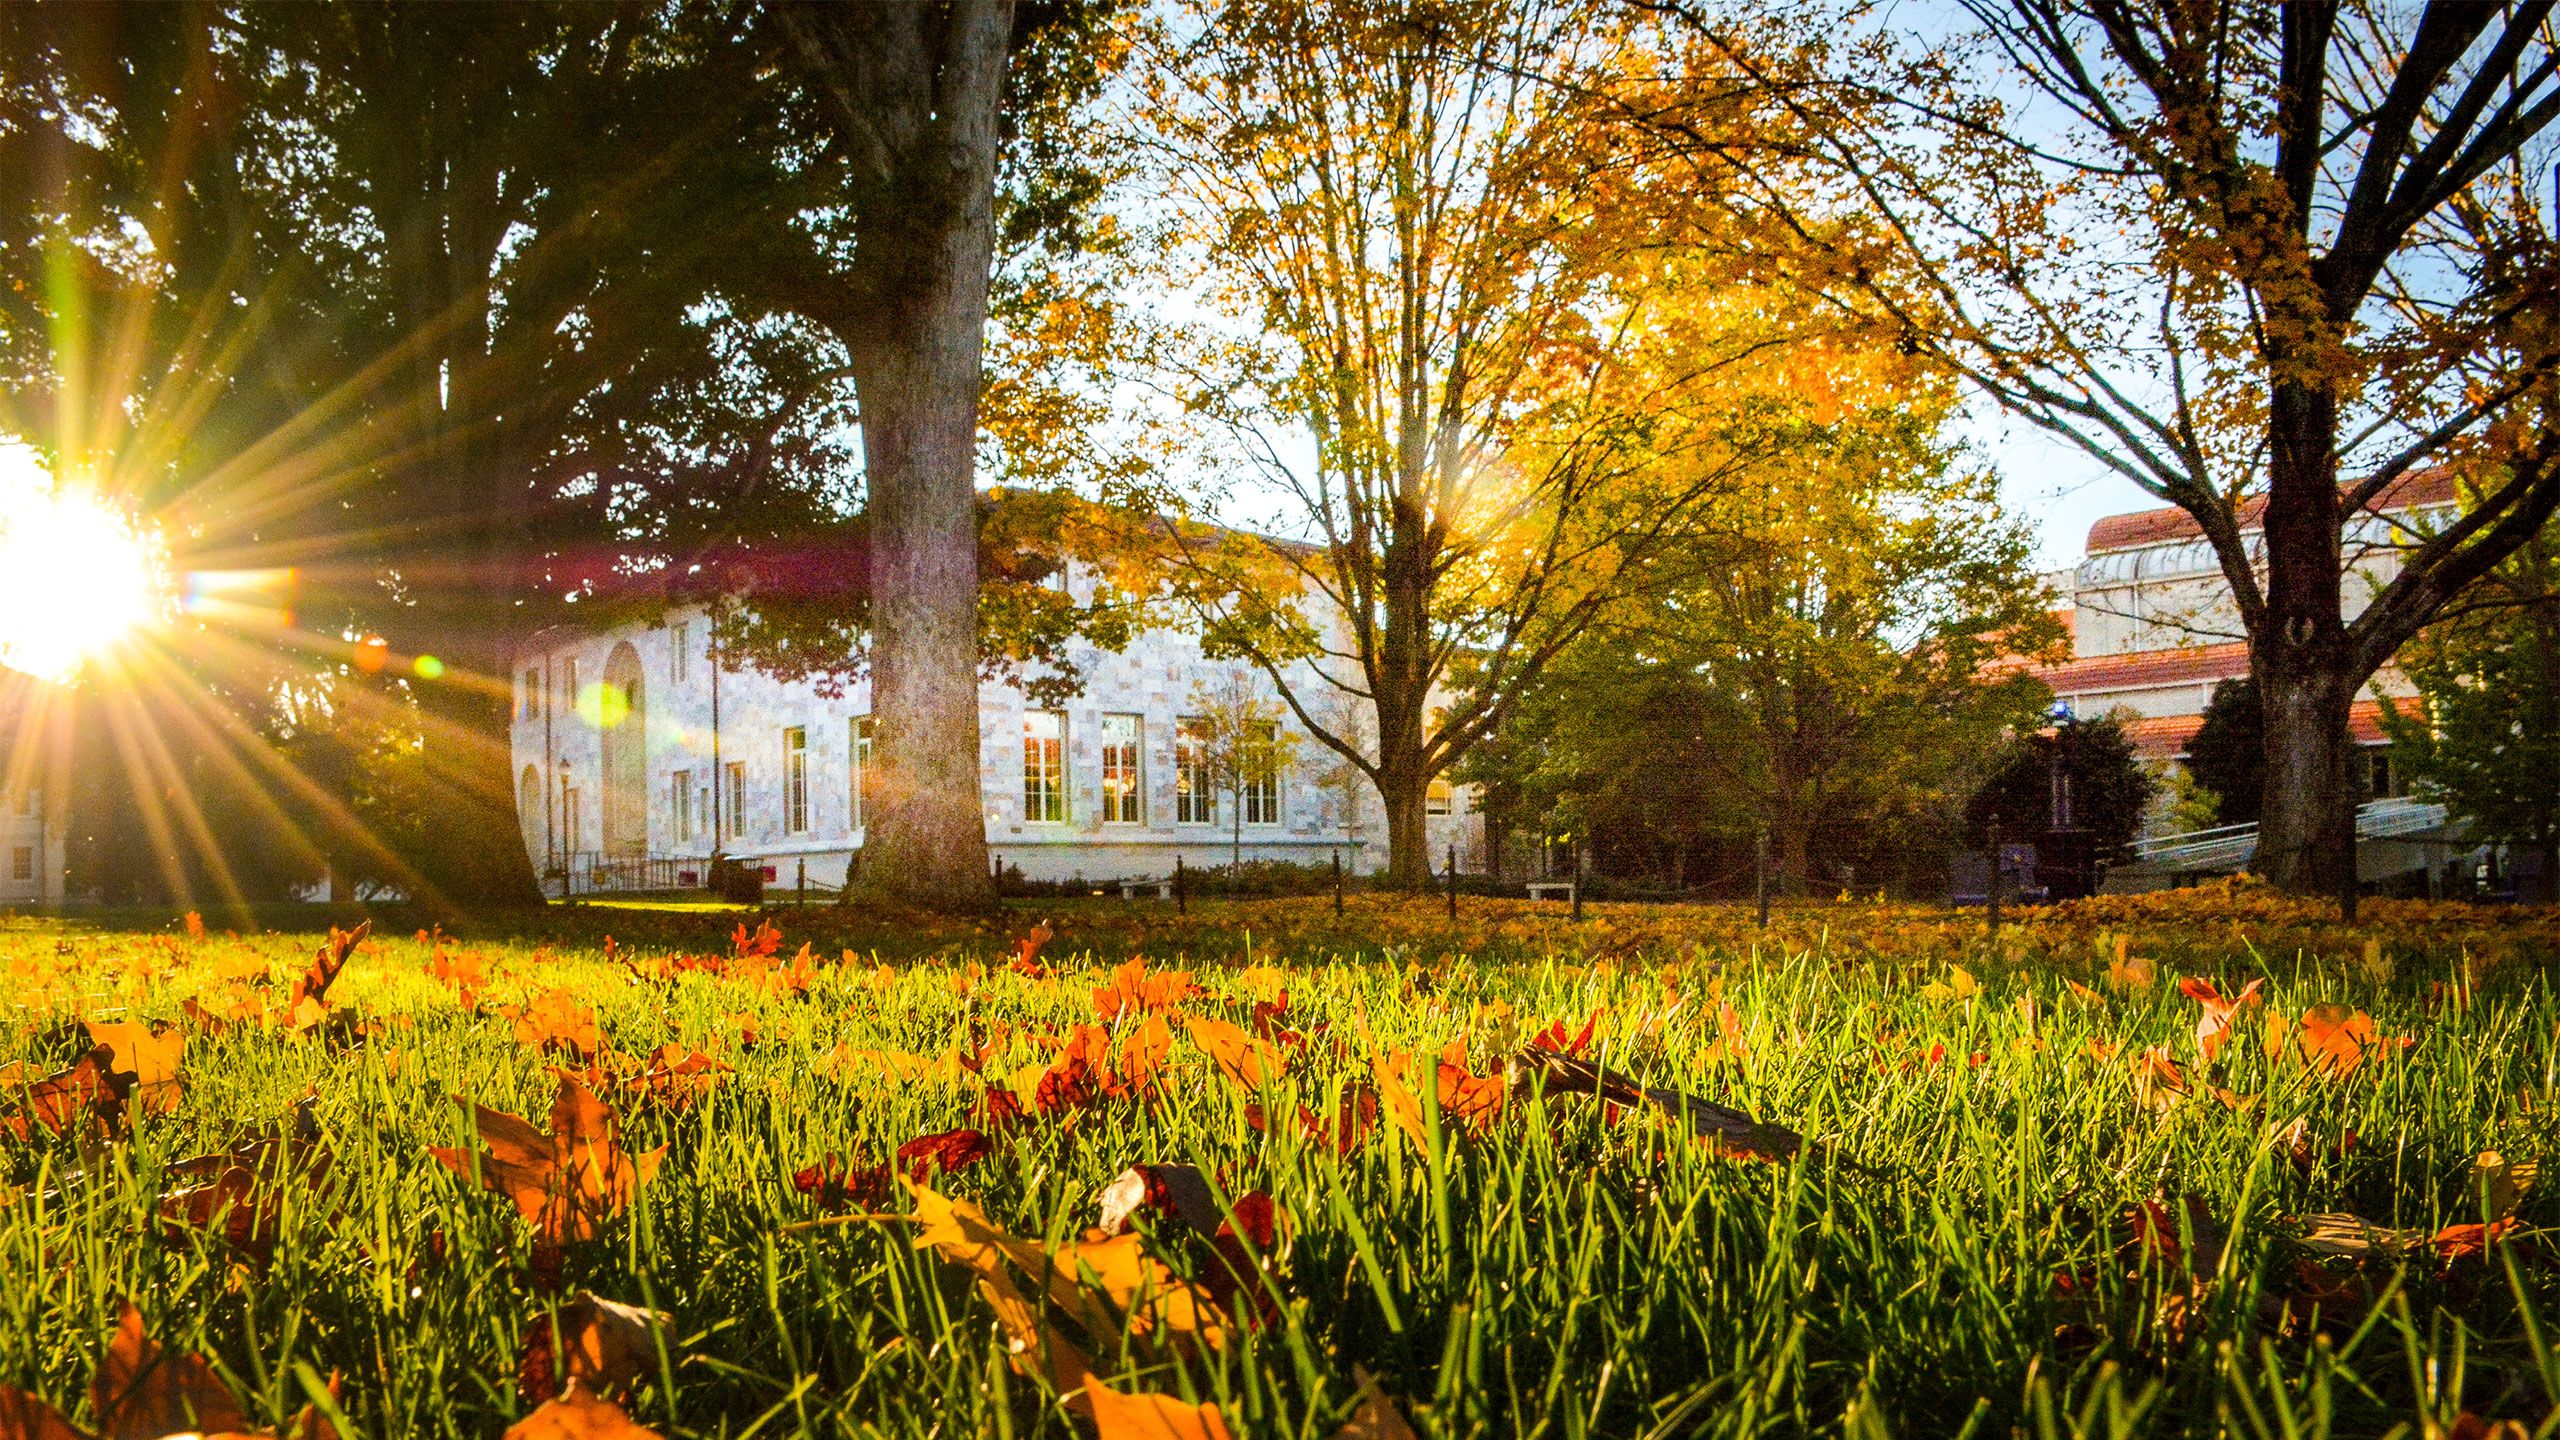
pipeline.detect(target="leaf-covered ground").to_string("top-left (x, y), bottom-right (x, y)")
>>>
top-left (1, 885), bottom-right (2556, 1439)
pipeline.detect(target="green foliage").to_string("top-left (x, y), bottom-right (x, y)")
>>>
top-left (2187, 680), bottom-right (2265, 826)
top-left (1967, 714), bottom-right (2159, 861)
top-left (0, 907), bottom-right (2555, 1438)
top-left (2382, 539), bottom-right (2560, 857)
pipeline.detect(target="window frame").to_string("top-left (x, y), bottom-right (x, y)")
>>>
top-left (724, 761), bottom-right (746, 840)
top-left (1099, 713), bottom-right (1143, 825)
top-left (850, 715), bottom-right (875, 831)
top-left (1023, 710), bottom-right (1067, 825)
top-left (1174, 716), bottom-right (1215, 825)
top-left (782, 726), bottom-right (809, 835)
top-left (1240, 720), bottom-right (1281, 826)
top-left (672, 768), bottom-right (695, 844)
top-left (671, 622), bottom-right (690, 684)
top-left (9, 846), bottom-right (31, 882)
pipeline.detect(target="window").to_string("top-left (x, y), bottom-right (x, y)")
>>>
top-left (671, 623), bottom-right (690, 684)
top-left (520, 668), bottom-right (541, 721)
top-left (672, 770), bottom-right (694, 844)
top-left (850, 716), bottom-right (875, 830)
top-left (1242, 720), bottom-right (1281, 825)
top-left (1100, 713), bottom-right (1143, 824)
top-left (564, 788), bottom-right (585, 853)
top-left (724, 762), bottom-right (746, 839)
top-left (782, 726), bottom-right (809, 834)
top-left (1175, 717), bottom-right (1215, 824)
top-left (1023, 710), bottom-right (1066, 824)
top-left (1425, 777), bottom-right (1453, 816)
top-left (563, 658), bottom-right (580, 720)
top-left (10, 847), bottom-right (30, 882)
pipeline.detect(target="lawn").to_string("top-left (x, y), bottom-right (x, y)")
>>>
top-left (1, 883), bottom-right (2555, 1439)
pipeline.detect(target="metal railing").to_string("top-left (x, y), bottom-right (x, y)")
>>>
top-left (550, 851), bottom-right (702, 899)
top-left (2130, 796), bottom-right (2449, 873)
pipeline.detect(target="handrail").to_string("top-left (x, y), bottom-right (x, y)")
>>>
top-left (2129, 797), bottom-right (2449, 871)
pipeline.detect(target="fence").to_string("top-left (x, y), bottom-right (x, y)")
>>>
top-left (548, 852), bottom-right (700, 900)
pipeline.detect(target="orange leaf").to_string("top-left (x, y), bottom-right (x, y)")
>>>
top-left (503, 1381), bottom-right (663, 1440)
top-left (91, 1302), bottom-right (252, 1440)
top-left (1082, 1377), bottom-right (1235, 1440)
top-left (430, 1075), bottom-right (664, 1242)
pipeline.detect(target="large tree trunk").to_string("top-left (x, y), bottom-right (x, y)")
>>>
top-left (2255, 381), bottom-right (2361, 911)
top-left (816, 0), bottom-right (1010, 913)
top-left (1378, 769), bottom-right (1433, 891)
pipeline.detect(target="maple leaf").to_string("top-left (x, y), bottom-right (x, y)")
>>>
top-left (517, 1294), bottom-right (669, 1405)
top-left (155, 1107), bottom-right (333, 1264)
top-left (94, 1301), bottom-right (252, 1439)
top-left (1091, 957), bottom-right (1202, 1024)
top-left (85, 1021), bottom-right (183, 1119)
top-left (509, 993), bottom-right (603, 1059)
top-left (1014, 920), bottom-right (1055, 971)
top-left (1526, 1009), bottom-right (1601, 1057)
top-left (2177, 976), bottom-right (2264, 1062)
top-left (3, 1051), bottom-right (122, 1141)
top-left (503, 1380), bottom-right (662, 1440)
top-left (430, 1075), bottom-right (666, 1242)
top-left (1186, 1016), bottom-right (1288, 1089)
top-left (730, 920), bottom-right (783, 960)
top-left (2295, 1004), bottom-right (2379, 1078)
top-left (286, 921), bottom-right (369, 1032)
top-left (793, 1153), bottom-right (892, 1213)
top-left (1082, 1377), bottom-right (1234, 1440)
top-left (896, 1128), bottom-right (993, 1183)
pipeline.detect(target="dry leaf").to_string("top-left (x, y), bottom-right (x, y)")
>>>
top-left (91, 1302), bottom-right (253, 1440)
top-left (502, 1381), bottom-right (662, 1440)
top-left (430, 1075), bottom-right (665, 1242)
top-left (1082, 1377), bottom-right (1235, 1440)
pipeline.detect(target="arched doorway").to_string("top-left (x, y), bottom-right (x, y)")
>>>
top-left (600, 641), bottom-right (648, 857)
top-left (518, 764), bottom-right (543, 857)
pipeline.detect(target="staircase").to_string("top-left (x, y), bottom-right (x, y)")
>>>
top-left (2107, 796), bottom-right (2462, 892)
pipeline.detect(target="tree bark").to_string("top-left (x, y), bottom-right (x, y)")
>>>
top-left (1378, 767), bottom-right (1433, 891)
top-left (781, 1), bottom-right (1013, 913)
top-left (2254, 380), bottom-right (2360, 911)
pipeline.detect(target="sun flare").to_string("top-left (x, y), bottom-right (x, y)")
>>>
top-left (0, 443), bottom-right (167, 682)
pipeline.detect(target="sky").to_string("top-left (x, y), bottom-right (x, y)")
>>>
top-left (1961, 402), bottom-right (2161, 573)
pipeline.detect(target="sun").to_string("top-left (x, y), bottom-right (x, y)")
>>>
top-left (0, 442), bottom-right (167, 682)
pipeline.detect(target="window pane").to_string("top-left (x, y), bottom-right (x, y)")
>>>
top-left (784, 727), bottom-right (808, 834)
top-left (1100, 713), bottom-right (1142, 824)
top-left (851, 715), bottom-right (875, 831)
top-left (1174, 716), bottom-right (1213, 824)
top-left (1023, 711), bottom-right (1065, 823)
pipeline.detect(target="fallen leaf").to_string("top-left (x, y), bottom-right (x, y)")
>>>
top-left (1082, 1376), bottom-right (1234, 1440)
top-left (91, 1301), bottom-right (252, 1440)
top-left (429, 1075), bottom-right (665, 1242)
top-left (503, 1380), bottom-right (663, 1440)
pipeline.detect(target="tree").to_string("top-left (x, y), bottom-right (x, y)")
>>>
top-left (2382, 523), bottom-right (2560, 886)
top-left (1135, 0), bottom-right (1861, 886)
top-left (1183, 669), bottom-right (1299, 868)
top-left (0, 5), bottom-right (847, 907)
top-left (763, 1), bottom-right (1048, 911)
top-left (1467, 408), bottom-right (2060, 894)
top-left (2186, 679), bottom-right (2265, 827)
top-left (1661, 1), bottom-right (2560, 911)
top-left (1967, 715), bottom-right (2159, 875)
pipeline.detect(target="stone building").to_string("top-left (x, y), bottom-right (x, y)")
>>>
top-left (2029, 470), bottom-right (2459, 794)
top-left (512, 567), bottom-right (1483, 893)
top-left (0, 670), bottom-right (69, 905)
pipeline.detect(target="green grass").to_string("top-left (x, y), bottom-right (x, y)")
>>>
top-left (0, 902), bottom-right (2554, 1438)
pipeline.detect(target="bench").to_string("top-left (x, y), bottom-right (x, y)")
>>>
top-left (1525, 881), bottom-right (1576, 902)
top-left (1118, 877), bottom-right (1175, 900)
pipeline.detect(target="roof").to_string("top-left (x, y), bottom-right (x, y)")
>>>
top-left (2087, 469), bottom-right (2460, 553)
top-left (2118, 700), bottom-right (2393, 758)
top-left (2036, 640), bottom-right (2252, 696)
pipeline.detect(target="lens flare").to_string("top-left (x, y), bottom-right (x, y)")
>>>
top-left (0, 443), bottom-right (167, 682)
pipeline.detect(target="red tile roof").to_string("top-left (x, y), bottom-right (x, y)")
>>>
top-left (2108, 696), bottom-right (2391, 758)
top-left (2036, 641), bottom-right (2253, 696)
top-left (2087, 469), bottom-right (2460, 553)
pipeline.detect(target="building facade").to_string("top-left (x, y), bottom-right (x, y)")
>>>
top-left (0, 672), bottom-right (68, 905)
top-left (2030, 471), bottom-right (2459, 795)
top-left (512, 573), bottom-right (1482, 891)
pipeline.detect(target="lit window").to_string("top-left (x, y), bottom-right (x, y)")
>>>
top-left (10, 846), bottom-right (30, 882)
top-left (1242, 720), bottom-right (1281, 825)
top-left (1426, 777), bottom-right (1453, 816)
top-left (1175, 716), bottom-right (1215, 825)
top-left (1100, 713), bottom-right (1143, 824)
top-left (850, 715), bottom-right (875, 830)
top-left (1023, 711), bottom-right (1066, 824)
top-left (724, 761), bottom-right (746, 839)
top-left (672, 769), bottom-right (694, 844)
top-left (782, 727), bottom-right (809, 834)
